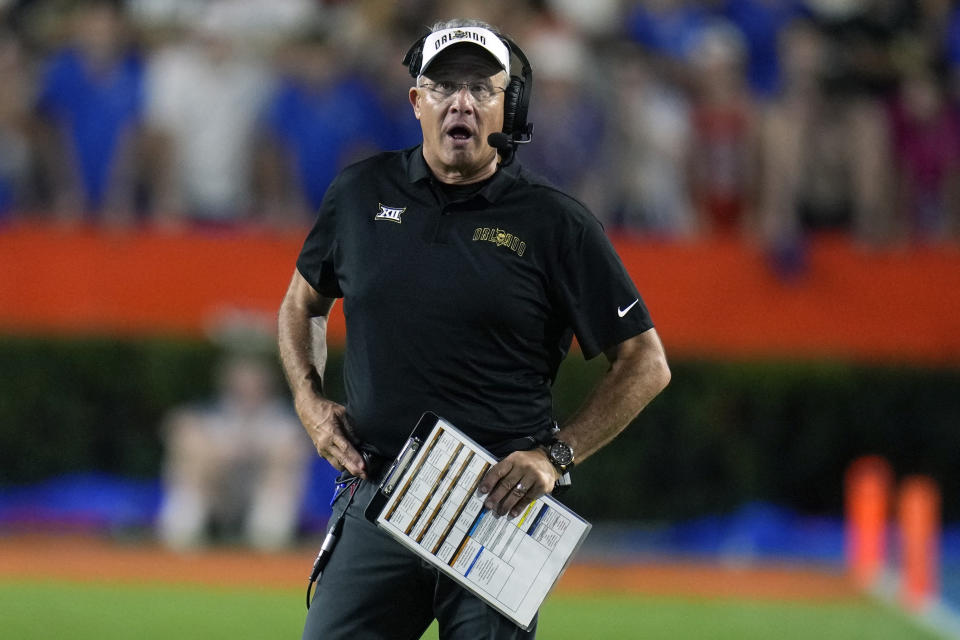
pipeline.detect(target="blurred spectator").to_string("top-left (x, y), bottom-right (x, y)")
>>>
top-left (378, 31), bottom-right (431, 152)
top-left (129, 0), bottom-right (320, 47)
top-left (805, 0), bottom-right (916, 98)
top-left (758, 18), bottom-right (893, 252)
top-left (521, 26), bottom-right (608, 212)
top-left (719, 0), bottom-right (806, 99)
top-left (626, 0), bottom-right (711, 60)
top-left (157, 352), bottom-right (311, 551)
top-left (688, 19), bottom-right (758, 236)
top-left (888, 63), bottom-right (960, 242)
top-left (0, 0), bottom-right (951, 248)
top-left (143, 6), bottom-right (273, 225)
top-left (801, 0), bottom-right (865, 22)
top-left (943, 3), bottom-right (960, 103)
top-left (35, 0), bottom-right (143, 224)
top-left (0, 29), bottom-right (33, 220)
top-left (258, 29), bottom-right (396, 225)
top-left (432, 0), bottom-right (518, 34)
top-left (546, 0), bottom-right (621, 38)
top-left (624, 0), bottom-right (712, 87)
top-left (607, 45), bottom-right (695, 236)
top-left (947, 3), bottom-right (960, 68)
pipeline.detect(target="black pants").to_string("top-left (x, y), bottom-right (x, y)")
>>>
top-left (302, 478), bottom-right (538, 640)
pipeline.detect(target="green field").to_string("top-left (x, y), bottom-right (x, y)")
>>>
top-left (0, 580), bottom-right (943, 639)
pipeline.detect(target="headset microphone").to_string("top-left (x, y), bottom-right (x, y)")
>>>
top-left (487, 132), bottom-right (517, 164)
top-left (488, 130), bottom-right (532, 165)
top-left (487, 132), bottom-right (512, 152)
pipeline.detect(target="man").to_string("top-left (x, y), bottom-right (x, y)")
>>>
top-left (143, 5), bottom-right (273, 224)
top-left (35, 0), bottom-right (143, 222)
top-left (278, 19), bottom-right (670, 640)
top-left (158, 352), bottom-right (310, 551)
top-left (259, 29), bottom-right (399, 225)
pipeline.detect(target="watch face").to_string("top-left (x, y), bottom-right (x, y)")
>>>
top-left (549, 441), bottom-right (574, 467)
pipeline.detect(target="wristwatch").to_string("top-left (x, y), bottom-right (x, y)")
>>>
top-left (544, 439), bottom-right (575, 474)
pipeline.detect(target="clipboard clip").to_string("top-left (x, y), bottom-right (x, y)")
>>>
top-left (379, 436), bottom-right (421, 496)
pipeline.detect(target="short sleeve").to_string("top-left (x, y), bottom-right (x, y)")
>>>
top-left (296, 175), bottom-right (342, 297)
top-left (551, 216), bottom-right (653, 359)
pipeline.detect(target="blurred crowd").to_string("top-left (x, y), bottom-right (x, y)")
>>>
top-left (158, 349), bottom-right (310, 550)
top-left (1, 0), bottom-right (960, 247)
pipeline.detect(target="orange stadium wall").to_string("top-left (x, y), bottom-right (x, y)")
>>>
top-left (3, 225), bottom-right (960, 520)
top-left (1, 225), bottom-right (959, 365)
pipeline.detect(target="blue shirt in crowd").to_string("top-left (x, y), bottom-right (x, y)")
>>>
top-left (626, 1), bottom-right (711, 61)
top-left (721, 0), bottom-right (806, 98)
top-left (37, 48), bottom-right (144, 212)
top-left (265, 76), bottom-right (401, 212)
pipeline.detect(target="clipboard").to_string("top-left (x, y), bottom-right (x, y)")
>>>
top-left (364, 412), bottom-right (591, 630)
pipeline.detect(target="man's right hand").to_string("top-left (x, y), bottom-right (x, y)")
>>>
top-left (295, 394), bottom-right (366, 479)
top-left (278, 271), bottom-right (366, 477)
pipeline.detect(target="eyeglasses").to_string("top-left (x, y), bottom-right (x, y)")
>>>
top-left (418, 80), bottom-right (507, 103)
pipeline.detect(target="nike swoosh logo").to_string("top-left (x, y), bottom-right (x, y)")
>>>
top-left (618, 299), bottom-right (639, 318)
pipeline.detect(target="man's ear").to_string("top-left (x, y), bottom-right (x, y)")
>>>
top-left (409, 87), bottom-right (421, 120)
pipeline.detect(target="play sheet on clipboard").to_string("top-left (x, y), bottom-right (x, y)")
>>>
top-left (364, 412), bottom-right (591, 631)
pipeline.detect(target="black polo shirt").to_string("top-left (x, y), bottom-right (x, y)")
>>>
top-left (297, 146), bottom-right (653, 457)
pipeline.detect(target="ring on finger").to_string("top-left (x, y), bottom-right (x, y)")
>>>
top-left (512, 481), bottom-right (526, 496)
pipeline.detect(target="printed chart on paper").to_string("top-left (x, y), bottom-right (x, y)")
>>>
top-left (372, 416), bottom-right (591, 629)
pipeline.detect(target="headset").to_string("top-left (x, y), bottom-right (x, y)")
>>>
top-left (402, 30), bottom-right (534, 148)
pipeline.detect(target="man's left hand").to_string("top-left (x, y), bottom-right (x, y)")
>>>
top-left (477, 449), bottom-right (558, 518)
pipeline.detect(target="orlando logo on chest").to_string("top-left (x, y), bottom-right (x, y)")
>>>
top-left (472, 227), bottom-right (526, 257)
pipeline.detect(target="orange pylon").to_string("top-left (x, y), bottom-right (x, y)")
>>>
top-left (845, 455), bottom-right (892, 588)
top-left (898, 475), bottom-right (941, 611)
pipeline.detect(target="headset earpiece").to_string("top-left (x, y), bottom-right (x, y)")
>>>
top-left (500, 37), bottom-right (534, 144)
top-left (502, 76), bottom-right (524, 136)
top-left (403, 35), bottom-right (426, 79)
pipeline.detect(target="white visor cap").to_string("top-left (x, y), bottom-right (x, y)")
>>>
top-left (420, 27), bottom-right (511, 77)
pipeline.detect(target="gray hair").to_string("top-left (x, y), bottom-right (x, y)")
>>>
top-left (428, 18), bottom-right (501, 35)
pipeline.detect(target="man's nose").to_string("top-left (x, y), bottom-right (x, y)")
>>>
top-left (450, 86), bottom-right (475, 112)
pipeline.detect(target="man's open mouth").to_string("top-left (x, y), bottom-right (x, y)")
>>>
top-left (446, 125), bottom-right (473, 141)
